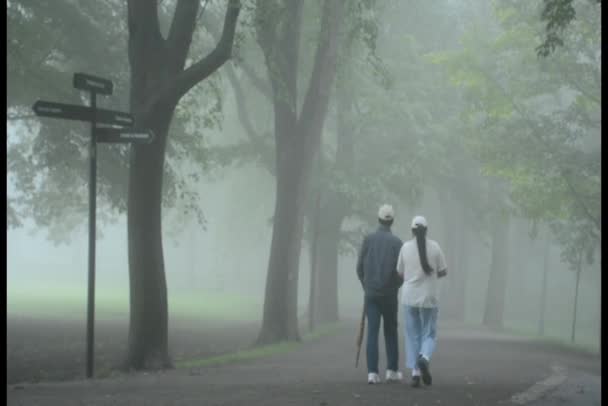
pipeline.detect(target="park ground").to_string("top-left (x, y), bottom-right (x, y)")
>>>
top-left (7, 309), bottom-right (601, 406)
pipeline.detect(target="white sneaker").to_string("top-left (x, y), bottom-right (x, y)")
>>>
top-left (367, 372), bottom-right (381, 384)
top-left (385, 370), bottom-right (403, 382)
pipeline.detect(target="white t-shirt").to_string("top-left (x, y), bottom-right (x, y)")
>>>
top-left (397, 238), bottom-right (447, 308)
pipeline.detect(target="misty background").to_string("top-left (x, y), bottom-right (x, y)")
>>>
top-left (7, 0), bottom-right (601, 368)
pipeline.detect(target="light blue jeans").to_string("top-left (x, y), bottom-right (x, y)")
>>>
top-left (403, 305), bottom-right (438, 370)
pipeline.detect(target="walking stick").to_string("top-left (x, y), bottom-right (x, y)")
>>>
top-left (355, 301), bottom-right (366, 368)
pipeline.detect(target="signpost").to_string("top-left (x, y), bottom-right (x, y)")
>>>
top-left (73, 73), bottom-right (113, 95)
top-left (95, 128), bottom-right (155, 144)
top-left (32, 101), bottom-right (134, 126)
top-left (31, 72), bottom-right (154, 379)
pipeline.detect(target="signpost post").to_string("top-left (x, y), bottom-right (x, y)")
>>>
top-left (31, 72), bottom-right (154, 379)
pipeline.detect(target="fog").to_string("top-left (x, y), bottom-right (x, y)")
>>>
top-left (7, 0), bottom-right (601, 384)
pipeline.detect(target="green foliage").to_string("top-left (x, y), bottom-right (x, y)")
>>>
top-left (7, 0), bottom-right (244, 242)
top-left (537, 0), bottom-right (576, 56)
top-left (536, 0), bottom-right (601, 57)
top-left (306, 0), bottom-right (490, 252)
top-left (344, 0), bottom-right (393, 88)
top-left (433, 0), bottom-right (600, 269)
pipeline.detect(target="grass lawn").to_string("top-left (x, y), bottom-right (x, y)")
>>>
top-left (502, 322), bottom-right (599, 354)
top-left (176, 322), bottom-right (344, 369)
top-left (7, 284), bottom-right (262, 322)
top-left (8, 284), bottom-right (345, 378)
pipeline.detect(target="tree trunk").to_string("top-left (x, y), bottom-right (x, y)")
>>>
top-left (438, 186), bottom-right (460, 320)
top-left (598, 270), bottom-right (601, 355)
top-left (123, 0), bottom-right (240, 369)
top-left (315, 232), bottom-right (341, 323)
top-left (255, 0), bottom-right (343, 345)
top-left (315, 194), bottom-right (344, 324)
top-left (257, 136), bottom-right (310, 344)
top-left (308, 174), bottom-right (322, 332)
top-left (449, 200), bottom-right (469, 322)
top-left (125, 107), bottom-right (174, 369)
top-left (482, 212), bottom-right (510, 328)
top-left (571, 254), bottom-right (582, 343)
top-left (308, 234), bottom-right (318, 332)
top-left (310, 67), bottom-right (353, 326)
top-left (538, 236), bottom-right (550, 336)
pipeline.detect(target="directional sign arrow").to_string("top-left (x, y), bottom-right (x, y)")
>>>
top-left (73, 73), bottom-right (113, 95)
top-left (32, 100), bottom-right (134, 127)
top-left (95, 127), bottom-right (155, 144)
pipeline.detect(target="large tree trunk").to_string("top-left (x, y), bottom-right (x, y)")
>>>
top-left (125, 28), bottom-right (177, 366)
top-left (315, 233), bottom-right (340, 323)
top-left (598, 279), bottom-right (601, 355)
top-left (126, 107), bottom-right (174, 369)
top-left (438, 185), bottom-right (461, 320)
top-left (123, 0), bottom-right (240, 369)
top-left (598, 264), bottom-right (601, 355)
top-left (314, 193), bottom-right (344, 324)
top-left (448, 200), bottom-right (469, 322)
top-left (482, 212), bottom-right (511, 328)
top-left (258, 135), bottom-right (310, 343)
top-left (307, 150), bottom-right (324, 331)
top-left (309, 60), bottom-right (353, 326)
top-left (256, 0), bottom-right (343, 345)
top-left (308, 185), bottom-right (321, 332)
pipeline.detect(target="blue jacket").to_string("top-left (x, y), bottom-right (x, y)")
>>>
top-left (356, 224), bottom-right (403, 297)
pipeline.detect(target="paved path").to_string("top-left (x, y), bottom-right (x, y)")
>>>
top-left (7, 321), bottom-right (601, 406)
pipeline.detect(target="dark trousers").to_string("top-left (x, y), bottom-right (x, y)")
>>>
top-left (365, 294), bottom-right (399, 373)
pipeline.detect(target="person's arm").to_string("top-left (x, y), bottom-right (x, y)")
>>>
top-left (396, 244), bottom-right (405, 277)
top-left (394, 241), bottom-right (404, 287)
top-left (395, 269), bottom-right (405, 287)
top-left (436, 243), bottom-right (448, 278)
top-left (356, 236), bottom-right (368, 287)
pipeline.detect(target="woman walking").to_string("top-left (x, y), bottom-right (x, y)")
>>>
top-left (397, 216), bottom-right (448, 387)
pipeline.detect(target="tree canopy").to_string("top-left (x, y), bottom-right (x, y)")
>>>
top-left (433, 0), bottom-right (600, 269)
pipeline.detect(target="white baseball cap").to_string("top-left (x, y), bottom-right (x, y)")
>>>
top-left (411, 215), bottom-right (428, 228)
top-left (378, 204), bottom-right (395, 221)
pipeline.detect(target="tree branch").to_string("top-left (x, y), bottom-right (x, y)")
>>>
top-left (166, 0), bottom-right (200, 70)
top-left (145, 0), bottom-right (241, 114)
top-left (199, 6), bottom-right (273, 101)
top-left (224, 63), bottom-right (275, 175)
top-left (254, 0), bottom-right (280, 58)
top-left (225, 64), bottom-right (261, 140)
top-left (298, 0), bottom-right (344, 136)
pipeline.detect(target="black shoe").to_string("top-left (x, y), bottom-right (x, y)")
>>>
top-left (410, 376), bottom-right (421, 388)
top-left (417, 355), bottom-right (432, 386)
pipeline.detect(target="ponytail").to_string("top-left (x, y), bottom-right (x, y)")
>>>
top-left (413, 226), bottom-right (434, 275)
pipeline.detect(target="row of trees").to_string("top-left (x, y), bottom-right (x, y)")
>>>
top-left (7, 0), bottom-right (601, 371)
top-left (432, 0), bottom-right (600, 335)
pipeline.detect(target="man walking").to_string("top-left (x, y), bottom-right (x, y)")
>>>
top-left (356, 204), bottom-right (404, 384)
